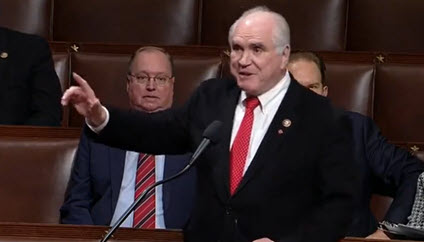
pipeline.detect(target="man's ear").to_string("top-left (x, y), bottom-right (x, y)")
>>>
top-left (281, 45), bottom-right (291, 69)
top-left (322, 85), bottom-right (328, 97)
top-left (283, 45), bottom-right (291, 56)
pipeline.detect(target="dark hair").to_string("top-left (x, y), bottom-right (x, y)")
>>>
top-left (128, 46), bottom-right (174, 76)
top-left (289, 51), bottom-right (326, 85)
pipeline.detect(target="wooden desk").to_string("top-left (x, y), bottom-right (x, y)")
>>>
top-left (0, 222), bottom-right (421, 242)
top-left (342, 237), bottom-right (419, 242)
top-left (0, 222), bottom-right (182, 241)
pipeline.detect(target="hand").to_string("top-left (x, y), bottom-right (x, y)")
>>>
top-left (366, 229), bottom-right (391, 240)
top-left (61, 72), bottom-right (106, 127)
top-left (253, 238), bottom-right (274, 242)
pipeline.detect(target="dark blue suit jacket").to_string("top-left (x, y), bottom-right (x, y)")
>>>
top-left (345, 111), bottom-right (424, 237)
top-left (60, 131), bottom-right (196, 229)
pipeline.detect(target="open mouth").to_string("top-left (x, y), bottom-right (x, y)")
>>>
top-left (238, 71), bottom-right (253, 78)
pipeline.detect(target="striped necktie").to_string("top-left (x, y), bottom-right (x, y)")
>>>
top-left (133, 153), bottom-right (156, 228)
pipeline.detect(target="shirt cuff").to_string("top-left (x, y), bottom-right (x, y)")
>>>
top-left (86, 106), bottom-right (109, 133)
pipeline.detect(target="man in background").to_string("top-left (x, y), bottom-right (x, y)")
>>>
top-left (60, 46), bottom-right (196, 229)
top-left (0, 27), bottom-right (62, 126)
top-left (288, 51), bottom-right (424, 239)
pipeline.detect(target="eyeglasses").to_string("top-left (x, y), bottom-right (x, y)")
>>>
top-left (127, 73), bottom-right (172, 86)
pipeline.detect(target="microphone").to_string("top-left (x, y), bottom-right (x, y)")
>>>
top-left (100, 120), bottom-right (222, 242)
top-left (189, 120), bottom-right (222, 166)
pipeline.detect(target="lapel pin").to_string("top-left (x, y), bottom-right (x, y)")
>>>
top-left (278, 129), bottom-right (284, 135)
top-left (0, 52), bottom-right (8, 59)
top-left (282, 119), bottom-right (292, 128)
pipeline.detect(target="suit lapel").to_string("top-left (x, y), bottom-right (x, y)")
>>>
top-left (235, 79), bottom-right (304, 195)
top-left (110, 148), bottom-right (126, 212)
top-left (211, 83), bottom-right (241, 202)
top-left (0, 28), bottom-right (9, 91)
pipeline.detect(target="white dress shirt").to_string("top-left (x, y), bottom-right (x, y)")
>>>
top-left (230, 71), bottom-right (291, 174)
top-left (110, 152), bottom-right (166, 228)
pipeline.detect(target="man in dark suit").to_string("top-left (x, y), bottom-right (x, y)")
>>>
top-left (62, 7), bottom-right (359, 242)
top-left (60, 46), bottom-right (196, 229)
top-left (288, 51), bottom-right (424, 239)
top-left (0, 27), bottom-right (62, 126)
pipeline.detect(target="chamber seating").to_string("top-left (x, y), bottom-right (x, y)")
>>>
top-left (1, 0), bottom-right (424, 230)
top-left (0, 0), bottom-right (52, 39)
top-left (3, 0), bottom-right (424, 52)
top-left (0, 126), bottom-right (80, 223)
top-left (0, 46), bottom-right (423, 225)
top-left (201, 0), bottom-right (347, 50)
top-left (48, 43), bottom-right (424, 156)
top-left (347, 0), bottom-right (424, 52)
top-left (52, 0), bottom-right (200, 45)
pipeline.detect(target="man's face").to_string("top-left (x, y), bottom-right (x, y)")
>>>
top-left (288, 59), bottom-right (328, 97)
top-left (127, 51), bottom-right (174, 112)
top-left (229, 13), bottom-right (289, 96)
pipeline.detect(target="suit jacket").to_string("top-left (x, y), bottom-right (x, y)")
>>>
top-left (60, 131), bottom-right (196, 229)
top-left (345, 111), bottom-right (424, 237)
top-left (0, 27), bottom-right (61, 126)
top-left (93, 77), bottom-right (359, 242)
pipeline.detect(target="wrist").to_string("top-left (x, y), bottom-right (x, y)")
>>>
top-left (87, 100), bottom-right (106, 127)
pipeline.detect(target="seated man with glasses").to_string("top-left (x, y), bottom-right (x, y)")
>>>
top-left (60, 46), bottom-right (196, 229)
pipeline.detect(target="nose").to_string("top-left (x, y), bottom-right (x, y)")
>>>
top-left (238, 51), bottom-right (252, 67)
top-left (145, 78), bottom-right (156, 91)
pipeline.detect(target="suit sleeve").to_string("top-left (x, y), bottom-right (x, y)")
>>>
top-left (24, 36), bottom-right (62, 126)
top-left (91, 83), bottom-right (198, 155)
top-left (306, 112), bottom-right (358, 242)
top-left (362, 115), bottom-right (424, 224)
top-left (60, 132), bottom-right (94, 225)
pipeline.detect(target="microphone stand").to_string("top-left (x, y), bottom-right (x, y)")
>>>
top-left (100, 159), bottom-right (195, 242)
top-left (100, 120), bottom-right (222, 242)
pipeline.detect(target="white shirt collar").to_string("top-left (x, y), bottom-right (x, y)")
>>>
top-left (239, 70), bottom-right (291, 114)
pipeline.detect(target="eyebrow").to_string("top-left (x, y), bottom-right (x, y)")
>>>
top-left (308, 82), bottom-right (322, 87)
top-left (132, 71), bottom-right (171, 76)
top-left (250, 42), bottom-right (265, 49)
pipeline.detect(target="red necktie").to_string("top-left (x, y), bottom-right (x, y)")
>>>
top-left (229, 96), bottom-right (260, 195)
top-left (133, 153), bottom-right (156, 229)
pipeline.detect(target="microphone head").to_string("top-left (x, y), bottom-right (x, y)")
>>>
top-left (203, 120), bottom-right (223, 143)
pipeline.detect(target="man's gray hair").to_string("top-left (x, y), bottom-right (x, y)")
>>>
top-left (228, 6), bottom-right (290, 54)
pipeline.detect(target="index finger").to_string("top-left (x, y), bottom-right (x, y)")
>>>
top-left (72, 72), bottom-right (92, 93)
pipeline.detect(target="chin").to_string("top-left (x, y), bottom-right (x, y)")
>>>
top-left (134, 104), bottom-right (156, 113)
top-left (236, 80), bottom-right (260, 95)
top-left (145, 107), bottom-right (161, 113)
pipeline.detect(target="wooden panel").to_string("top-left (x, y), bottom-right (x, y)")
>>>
top-left (0, 222), bottom-right (183, 241)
